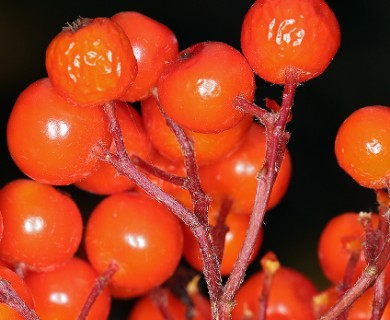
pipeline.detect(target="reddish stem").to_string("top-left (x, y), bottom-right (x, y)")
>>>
top-left (154, 96), bottom-right (210, 220)
top-left (102, 101), bottom-right (223, 317)
top-left (258, 252), bottom-right (280, 320)
top-left (321, 238), bottom-right (390, 320)
top-left (150, 287), bottom-right (174, 320)
top-left (131, 155), bottom-right (186, 187)
top-left (0, 278), bottom-right (39, 320)
top-left (220, 72), bottom-right (297, 317)
top-left (77, 260), bottom-right (119, 320)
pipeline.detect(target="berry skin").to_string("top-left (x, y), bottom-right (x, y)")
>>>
top-left (128, 289), bottom-right (211, 320)
top-left (75, 101), bottom-right (153, 195)
top-left (232, 267), bottom-right (318, 319)
top-left (318, 212), bottom-right (382, 285)
top-left (141, 96), bottom-right (253, 165)
top-left (84, 191), bottom-right (183, 298)
top-left (157, 41), bottom-right (255, 133)
top-left (199, 123), bottom-right (292, 213)
top-left (335, 105), bottom-right (390, 189)
top-left (0, 265), bottom-right (36, 319)
top-left (0, 179), bottom-right (83, 272)
top-left (7, 78), bottom-right (111, 185)
top-left (24, 257), bottom-right (111, 320)
top-left (46, 17), bottom-right (137, 106)
top-left (241, 0), bottom-right (340, 84)
top-left (111, 11), bottom-right (179, 102)
top-left (182, 199), bottom-right (263, 276)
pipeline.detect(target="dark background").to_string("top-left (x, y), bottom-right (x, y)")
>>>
top-left (1, 0), bottom-right (389, 318)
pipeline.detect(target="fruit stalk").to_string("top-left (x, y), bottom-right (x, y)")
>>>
top-left (101, 100), bottom-right (223, 318)
top-left (219, 71), bottom-right (297, 317)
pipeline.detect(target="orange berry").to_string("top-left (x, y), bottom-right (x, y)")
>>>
top-left (241, 0), bottom-right (340, 84)
top-left (335, 105), bottom-right (390, 189)
top-left (111, 11), bottom-right (179, 102)
top-left (46, 17), bottom-right (138, 106)
top-left (157, 41), bottom-right (255, 133)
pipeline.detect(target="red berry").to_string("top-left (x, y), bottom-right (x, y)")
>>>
top-left (111, 11), bottom-right (179, 102)
top-left (7, 78), bottom-right (111, 185)
top-left (141, 96), bottom-right (253, 165)
top-left (84, 191), bottom-right (183, 298)
top-left (199, 123), bottom-right (292, 213)
top-left (46, 17), bottom-right (137, 106)
top-left (318, 212), bottom-right (379, 284)
top-left (25, 257), bottom-right (111, 320)
top-left (335, 105), bottom-right (390, 189)
top-left (0, 265), bottom-right (35, 319)
top-left (0, 179), bottom-right (83, 272)
top-left (157, 41), bottom-right (255, 133)
top-left (75, 101), bottom-right (153, 195)
top-left (241, 0), bottom-right (340, 84)
top-left (233, 267), bottom-right (318, 319)
top-left (182, 199), bottom-right (263, 276)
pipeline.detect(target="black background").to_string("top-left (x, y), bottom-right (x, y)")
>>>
top-left (1, 0), bottom-right (389, 318)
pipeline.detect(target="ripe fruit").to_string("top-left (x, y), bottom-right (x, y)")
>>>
top-left (182, 200), bottom-right (263, 276)
top-left (335, 105), bottom-right (390, 189)
top-left (127, 289), bottom-right (211, 320)
top-left (232, 266), bottom-right (318, 319)
top-left (0, 265), bottom-right (36, 319)
top-left (0, 179), bottom-right (83, 272)
top-left (75, 101), bottom-right (153, 195)
top-left (46, 17), bottom-right (137, 106)
top-left (318, 212), bottom-right (380, 284)
top-left (24, 257), bottom-right (111, 320)
top-left (241, 0), bottom-right (340, 84)
top-left (157, 41), bottom-right (255, 133)
top-left (199, 123), bottom-right (292, 213)
top-left (84, 191), bottom-right (183, 298)
top-left (141, 96), bottom-right (253, 165)
top-left (111, 11), bottom-right (179, 102)
top-left (7, 78), bottom-right (111, 185)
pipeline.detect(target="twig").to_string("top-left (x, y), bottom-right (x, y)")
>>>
top-left (77, 260), bottom-right (119, 320)
top-left (220, 71), bottom-right (297, 318)
top-left (0, 278), bottom-right (39, 320)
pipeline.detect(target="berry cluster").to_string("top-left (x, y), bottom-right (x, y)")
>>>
top-left (2, 0), bottom-right (390, 319)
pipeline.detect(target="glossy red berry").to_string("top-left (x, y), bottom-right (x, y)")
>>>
top-left (0, 265), bottom-right (36, 319)
top-left (233, 267), bottom-right (318, 319)
top-left (7, 78), bottom-right (111, 185)
top-left (199, 123), bottom-right (292, 213)
top-left (46, 17), bottom-right (137, 106)
top-left (84, 191), bottom-right (183, 298)
top-left (141, 96), bottom-right (253, 165)
top-left (24, 257), bottom-right (111, 320)
top-left (0, 179), bottom-right (83, 272)
top-left (75, 101), bottom-right (153, 195)
top-left (128, 289), bottom-right (211, 320)
top-left (241, 0), bottom-right (340, 84)
top-left (318, 212), bottom-right (379, 284)
top-left (111, 11), bottom-right (179, 102)
top-left (182, 199), bottom-right (263, 276)
top-left (157, 41), bottom-right (255, 133)
top-left (335, 105), bottom-right (390, 189)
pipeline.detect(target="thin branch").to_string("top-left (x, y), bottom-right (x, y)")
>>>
top-left (0, 278), bottom-right (39, 320)
top-left (102, 101), bottom-right (223, 317)
top-left (321, 238), bottom-right (390, 320)
top-left (220, 70), bottom-right (298, 318)
top-left (77, 260), bottom-right (119, 320)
